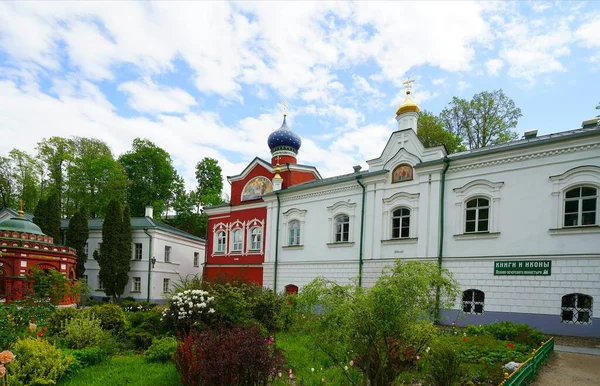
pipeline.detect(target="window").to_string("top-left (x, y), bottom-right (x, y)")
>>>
top-left (132, 277), bottom-right (141, 292)
top-left (392, 208), bottom-right (410, 238)
top-left (465, 198), bottom-right (489, 233)
top-left (249, 228), bottom-right (262, 250)
top-left (163, 278), bottom-right (170, 293)
top-left (335, 214), bottom-right (350, 242)
top-left (82, 274), bottom-right (88, 282)
top-left (84, 243), bottom-right (88, 257)
top-left (564, 187), bottom-right (597, 227)
top-left (216, 231), bottom-right (226, 253)
top-left (232, 229), bottom-right (243, 252)
top-left (289, 220), bottom-right (301, 246)
top-left (97, 276), bottom-right (104, 290)
top-left (134, 243), bottom-right (143, 260)
top-left (561, 293), bottom-right (593, 324)
top-left (193, 252), bottom-right (200, 267)
top-left (164, 246), bottom-right (171, 263)
top-left (462, 289), bottom-right (485, 315)
top-left (0, 268), bottom-right (6, 296)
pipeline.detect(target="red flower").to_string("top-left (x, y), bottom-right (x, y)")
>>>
top-left (30, 317), bottom-right (35, 323)
top-left (507, 342), bottom-right (515, 349)
top-left (42, 326), bottom-right (47, 332)
top-left (462, 337), bottom-right (468, 342)
top-left (37, 331), bottom-right (43, 337)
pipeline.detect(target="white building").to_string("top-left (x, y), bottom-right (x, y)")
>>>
top-left (61, 206), bottom-right (205, 303)
top-left (262, 90), bottom-right (600, 337)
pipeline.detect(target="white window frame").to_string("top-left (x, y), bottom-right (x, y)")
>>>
top-left (561, 293), bottom-right (593, 325)
top-left (550, 166), bottom-right (600, 230)
top-left (164, 245), bottom-right (171, 263)
top-left (163, 278), bottom-right (170, 293)
top-left (248, 227), bottom-right (262, 251)
top-left (132, 277), bottom-right (141, 292)
top-left (84, 243), bottom-right (88, 257)
top-left (462, 289), bottom-right (485, 315)
top-left (231, 228), bottom-right (243, 253)
top-left (563, 186), bottom-right (598, 227)
top-left (391, 207), bottom-right (411, 239)
top-left (134, 243), bottom-right (143, 260)
top-left (326, 201), bottom-right (356, 245)
top-left (215, 230), bottom-right (227, 253)
top-left (288, 220), bottom-right (301, 246)
top-left (464, 197), bottom-right (490, 233)
top-left (97, 276), bottom-right (104, 290)
top-left (382, 192), bottom-right (419, 241)
top-left (193, 252), bottom-right (200, 267)
top-left (334, 214), bottom-right (350, 243)
top-left (282, 208), bottom-right (307, 247)
top-left (453, 179), bottom-right (504, 236)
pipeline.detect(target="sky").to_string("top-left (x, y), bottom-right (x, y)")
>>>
top-left (0, 1), bottom-right (599, 191)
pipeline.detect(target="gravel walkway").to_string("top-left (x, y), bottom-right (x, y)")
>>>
top-left (533, 351), bottom-right (600, 386)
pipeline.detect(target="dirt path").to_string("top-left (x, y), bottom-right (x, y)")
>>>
top-left (533, 351), bottom-right (600, 385)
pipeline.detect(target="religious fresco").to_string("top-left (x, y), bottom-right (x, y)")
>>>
top-left (392, 164), bottom-right (413, 183)
top-left (242, 176), bottom-right (273, 201)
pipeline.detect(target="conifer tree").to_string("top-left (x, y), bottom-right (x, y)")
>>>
top-left (118, 204), bottom-right (133, 294)
top-left (33, 196), bottom-right (48, 233)
top-left (45, 192), bottom-right (61, 243)
top-left (96, 199), bottom-right (127, 302)
top-left (66, 206), bottom-right (89, 278)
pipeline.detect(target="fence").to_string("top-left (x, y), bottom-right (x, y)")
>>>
top-left (498, 337), bottom-right (554, 386)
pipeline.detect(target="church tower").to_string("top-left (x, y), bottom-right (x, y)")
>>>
top-left (395, 77), bottom-right (420, 133)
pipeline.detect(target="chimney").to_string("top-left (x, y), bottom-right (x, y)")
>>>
top-left (145, 206), bottom-right (154, 218)
top-left (353, 165), bottom-right (362, 173)
top-left (523, 129), bottom-right (538, 139)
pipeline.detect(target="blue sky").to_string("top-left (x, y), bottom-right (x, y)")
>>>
top-left (0, 1), bottom-right (598, 190)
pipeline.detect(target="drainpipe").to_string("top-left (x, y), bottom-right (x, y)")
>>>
top-left (143, 229), bottom-right (153, 302)
top-left (273, 193), bottom-right (281, 292)
top-left (434, 157), bottom-right (450, 323)
top-left (356, 176), bottom-right (366, 288)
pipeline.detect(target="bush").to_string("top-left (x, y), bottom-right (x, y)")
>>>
top-left (72, 346), bottom-right (109, 367)
top-left (175, 325), bottom-right (284, 386)
top-left (161, 289), bottom-right (216, 333)
top-left (145, 336), bottom-right (178, 363)
top-left (6, 336), bottom-right (73, 385)
top-left (426, 338), bottom-right (465, 386)
top-left (465, 321), bottom-right (545, 348)
top-left (62, 315), bottom-right (116, 354)
top-left (87, 304), bottom-right (126, 337)
top-left (122, 300), bottom-right (157, 313)
top-left (47, 307), bottom-right (79, 336)
top-left (0, 298), bottom-right (55, 347)
top-left (127, 330), bottom-right (155, 351)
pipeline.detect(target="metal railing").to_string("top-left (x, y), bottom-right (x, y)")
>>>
top-left (499, 337), bottom-right (554, 386)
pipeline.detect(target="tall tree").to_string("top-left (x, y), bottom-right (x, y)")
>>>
top-left (0, 150), bottom-right (41, 211)
top-left (95, 199), bottom-right (128, 302)
top-left (45, 192), bottom-right (61, 244)
top-left (66, 206), bottom-right (89, 278)
top-left (33, 197), bottom-right (48, 234)
top-left (0, 156), bottom-right (14, 209)
top-left (440, 89), bottom-right (522, 149)
top-left (36, 137), bottom-right (74, 209)
top-left (120, 204), bottom-right (133, 285)
top-left (417, 111), bottom-right (466, 154)
top-left (118, 138), bottom-right (177, 217)
top-left (195, 157), bottom-right (224, 213)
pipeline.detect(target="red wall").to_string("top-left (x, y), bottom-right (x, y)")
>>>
top-left (204, 266), bottom-right (263, 286)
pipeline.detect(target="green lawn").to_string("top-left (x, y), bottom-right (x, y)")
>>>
top-left (59, 355), bottom-right (181, 386)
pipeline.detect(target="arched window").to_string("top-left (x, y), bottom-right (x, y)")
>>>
top-left (465, 197), bottom-right (489, 233)
top-left (216, 231), bottom-right (226, 253)
top-left (285, 284), bottom-right (299, 295)
top-left (288, 220), bottom-right (300, 246)
top-left (0, 268), bottom-right (6, 296)
top-left (561, 293), bottom-right (593, 324)
top-left (231, 229), bottom-right (243, 252)
top-left (334, 214), bottom-right (350, 242)
top-left (462, 289), bottom-right (485, 315)
top-left (392, 207), bottom-right (410, 238)
top-left (564, 186), bottom-right (597, 227)
top-left (249, 227), bottom-right (262, 251)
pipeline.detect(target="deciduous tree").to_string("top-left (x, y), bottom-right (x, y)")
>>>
top-left (417, 111), bottom-right (465, 154)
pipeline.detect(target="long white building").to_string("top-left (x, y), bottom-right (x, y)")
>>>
top-left (261, 91), bottom-right (600, 337)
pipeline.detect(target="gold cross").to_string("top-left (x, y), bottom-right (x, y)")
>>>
top-left (282, 101), bottom-right (289, 116)
top-left (403, 77), bottom-right (414, 93)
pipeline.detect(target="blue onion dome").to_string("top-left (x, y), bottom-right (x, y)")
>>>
top-left (267, 115), bottom-right (302, 155)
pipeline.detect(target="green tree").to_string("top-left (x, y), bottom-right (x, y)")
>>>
top-left (195, 157), bottom-right (224, 213)
top-left (0, 150), bottom-right (41, 211)
top-left (0, 156), bottom-right (14, 208)
top-left (96, 199), bottom-right (129, 302)
top-left (66, 206), bottom-right (89, 278)
top-left (33, 197), bottom-right (48, 234)
top-left (440, 89), bottom-right (522, 149)
top-left (36, 136), bottom-right (74, 209)
top-left (118, 138), bottom-right (177, 217)
top-left (120, 204), bottom-right (133, 288)
top-left (417, 111), bottom-right (466, 154)
top-left (45, 192), bottom-right (61, 244)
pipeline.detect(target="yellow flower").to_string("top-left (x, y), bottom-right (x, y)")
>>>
top-left (0, 350), bottom-right (15, 364)
top-left (0, 364), bottom-right (6, 377)
top-left (28, 323), bottom-right (37, 333)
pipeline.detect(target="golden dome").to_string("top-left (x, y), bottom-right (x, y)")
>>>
top-left (395, 90), bottom-right (420, 116)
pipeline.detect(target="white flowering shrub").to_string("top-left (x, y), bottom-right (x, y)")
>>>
top-left (162, 289), bottom-right (216, 332)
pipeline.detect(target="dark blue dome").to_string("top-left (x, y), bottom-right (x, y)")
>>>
top-left (267, 116), bottom-right (301, 155)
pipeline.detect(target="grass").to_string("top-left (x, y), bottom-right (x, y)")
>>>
top-left (59, 355), bottom-right (181, 386)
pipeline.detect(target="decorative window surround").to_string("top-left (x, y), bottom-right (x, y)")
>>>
top-left (213, 222), bottom-right (228, 256)
top-left (282, 208), bottom-right (307, 247)
top-left (381, 238), bottom-right (418, 245)
top-left (326, 242), bottom-right (355, 248)
top-left (327, 201), bottom-right (357, 244)
top-left (382, 192), bottom-right (419, 240)
top-left (282, 245), bottom-right (304, 250)
top-left (453, 232), bottom-right (500, 240)
top-left (550, 165), bottom-right (600, 229)
top-left (229, 220), bottom-right (244, 254)
top-left (549, 226), bottom-right (600, 235)
top-left (453, 179), bottom-right (504, 235)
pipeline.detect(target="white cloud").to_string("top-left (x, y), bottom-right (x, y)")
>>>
top-left (432, 78), bottom-right (446, 86)
top-left (118, 79), bottom-right (197, 114)
top-left (457, 81), bottom-right (471, 92)
top-left (485, 58), bottom-right (504, 76)
top-left (532, 3), bottom-right (551, 13)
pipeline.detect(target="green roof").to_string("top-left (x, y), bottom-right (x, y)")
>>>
top-left (0, 216), bottom-right (45, 235)
top-left (60, 217), bottom-right (205, 243)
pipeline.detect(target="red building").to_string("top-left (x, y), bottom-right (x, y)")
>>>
top-left (0, 210), bottom-right (78, 305)
top-left (204, 114), bottom-right (320, 285)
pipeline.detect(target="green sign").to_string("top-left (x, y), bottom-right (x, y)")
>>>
top-left (494, 260), bottom-right (551, 276)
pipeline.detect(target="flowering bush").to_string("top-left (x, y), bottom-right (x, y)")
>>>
top-left (175, 325), bottom-right (284, 386)
top-left (5, 337), bottom-right (72, 385)
top-left (0, 299), bottom-right (55, 347)
top-left (46, 307), bottom-right (79, 336)
top-left (162, 289), bottom-right (215, 333)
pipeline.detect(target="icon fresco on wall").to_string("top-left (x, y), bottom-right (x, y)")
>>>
top-left (392, 164), bottom-right (413, 183)
top-left (242, 176), bottom-right (273, 201)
